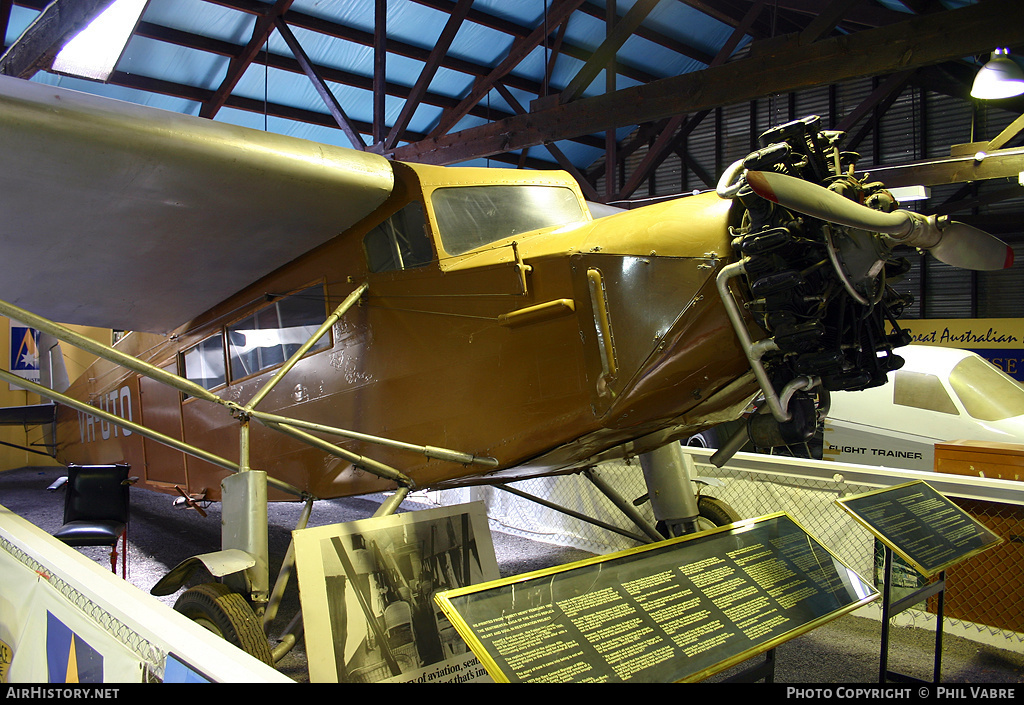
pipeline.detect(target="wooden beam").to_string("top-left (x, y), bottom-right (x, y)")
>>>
top-left (929, 184), bottom-right (1024, 217)
top-left (866, 147), bottom-right (1024, 188)
top-left (410, 0), bottom-right (663, 84)
top-left (559, 0), bottom-right (661, 104)
top-left (132, 17), bottom-right (603, 151)
top-left (0, 0), bottom-right (114, 78)
top-left (373, 0), bottom-right (386, 144)
top-left (580, 0), bottom-right (713, 64)
top-left (108, 69), bottom-right (387, 136)
top-left (604, 0), bottom-right (617, 201)
top-left (274, 17), bottom-right (364, 149)
top-left (200, 0), bottom-right (294, 119)
top-left (391, 0), bottom-right (1024, 165)
top-left (798, 0), bottom-right (864, 45)
top-left (613, 0), bottom-right (763, 199)
top-left (835, 69), bottom-right (915, 132)
top-left (586, 118), bottom-right (670, 182)
top-left (1, 2), bottom-right (14, 51)
top-left (679, 0), bottom-right (804, 40)
top-left (384, 0), bottom-right (474, 149)
top-left (751, 0), bottom-right (905, 30)
top-left (987, 112), bottom-right (1024, 152)
top-left (681, 148), bottom-right (715, 189)
top-left (616, 112), bottom-right (706, 199)
top-left (212, 0), bottom-right (548, 97)
top-left (843, 71), bottom-right (915, 152)
top-left (542, 17), bottom-right (569, 97)
top-left (428, 0), bottom-right (587, 139)
top-left (494, 83), bottom-right (600, 201)
top-left (675, 0), bottom-right (754, 31)
top-left (893, 0), bottom-right (937, 15)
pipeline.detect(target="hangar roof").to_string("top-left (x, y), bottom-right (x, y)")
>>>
top-left (3, 0), bottom-right (1020, 183)
top-left (1, 0), bottom-right (1023, 330)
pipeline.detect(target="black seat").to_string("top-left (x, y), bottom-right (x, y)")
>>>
top-left (53, 464), bottom-right (131, 576)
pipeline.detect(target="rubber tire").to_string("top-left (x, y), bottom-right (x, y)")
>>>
top-left (685, 428), bottom-right (719, 448)
top-left (657, 496), bottom-right (742, 537)
top-left (173, 582), bottom-right (275, 666)
top-left (696, 495), bottom-right (741, 529)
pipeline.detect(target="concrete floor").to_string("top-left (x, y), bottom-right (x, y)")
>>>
top-left (3, 464), bottom-right (1023, 685)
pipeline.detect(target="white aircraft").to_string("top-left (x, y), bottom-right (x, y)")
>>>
top-left (823, 345), bottom-right (1024, 472)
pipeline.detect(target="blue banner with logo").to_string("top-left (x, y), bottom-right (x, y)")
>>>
top-left (9, 320), bottom-right (40, 386)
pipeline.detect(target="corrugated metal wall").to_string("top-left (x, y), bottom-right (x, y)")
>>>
top-left (610, 76), bottom-right (1024, 320)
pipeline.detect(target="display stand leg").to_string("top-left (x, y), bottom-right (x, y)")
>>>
top-left (879, 546), bottom-right (945, 684)
top-left (932, 572), bottom-right (945, 683)
top-left (720, 649), bottom-right (775, 683)
top-left (880, 548), bottom-right (893, 683)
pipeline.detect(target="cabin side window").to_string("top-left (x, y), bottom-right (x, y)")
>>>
top-left (183, 335), bottom-right (226, 391)
top-left (227, 284), bottom-right (330, 381)
top-left (892, 370), bottom-right (959, 415)
top-left (363, 202), bottom-right (433, 273)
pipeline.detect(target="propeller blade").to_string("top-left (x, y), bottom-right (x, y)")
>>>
top-left (930, 220), bottom-right (1015, 271)
top-left (745, 170), bottom-right (910, 234)
top-left (745, 170), bottom-right (1014, 271)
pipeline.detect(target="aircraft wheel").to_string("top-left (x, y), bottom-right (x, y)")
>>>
top-left (685, 428), bottom-right (719, 448)
top-left (174, 582), bottom-right (275, 666)
top-left (695, 495), bottom-right (741, 532)
top-left (656, 496), bottom-right (741, 537)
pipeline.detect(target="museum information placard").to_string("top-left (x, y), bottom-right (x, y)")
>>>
top-left (434, 512), bottom-right (878, 682)
top-left (836, 480), bottom-right (1003, 577)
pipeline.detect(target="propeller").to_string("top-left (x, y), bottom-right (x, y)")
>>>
top-left (745, 170), bottom-right (1014, 271)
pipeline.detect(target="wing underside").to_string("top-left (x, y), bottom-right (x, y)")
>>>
top-left (0, 76), bottom-right (395, 334)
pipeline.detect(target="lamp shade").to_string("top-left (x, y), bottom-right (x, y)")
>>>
top-left (971, 49), bottom-right (1024, 100)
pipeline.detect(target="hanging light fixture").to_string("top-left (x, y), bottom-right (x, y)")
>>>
top-left (971, 48), bottom-right (1024, 100)
top-left (888, 185), bottom-right (931, 202)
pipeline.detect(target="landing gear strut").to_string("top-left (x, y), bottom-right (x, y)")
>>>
top-left (640, 442), bottom-right (740, 538)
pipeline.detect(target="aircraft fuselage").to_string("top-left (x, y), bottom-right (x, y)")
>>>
top-left (53, 160), bottom-right (756, 501)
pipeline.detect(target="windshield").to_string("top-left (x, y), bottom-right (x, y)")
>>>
top-left (948, 355), bottom-right (1024, 421)
top-left (431, 184), bottom-right (587, 255)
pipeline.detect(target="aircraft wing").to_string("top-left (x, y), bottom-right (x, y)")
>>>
top-left (0, 76), bottom-right (395, 334)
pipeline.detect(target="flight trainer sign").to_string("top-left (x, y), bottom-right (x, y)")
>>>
top-left (899, 318), bottom-right (1024, 381)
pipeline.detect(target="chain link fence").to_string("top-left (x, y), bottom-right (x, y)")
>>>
top-left (937, 498), bottom-right (1024, 637)
top-left (431, 449), bottom-right (1024, 647)
top-left (0, 533), bottom-right (167, 679)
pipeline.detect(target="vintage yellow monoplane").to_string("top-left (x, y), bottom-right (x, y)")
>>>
top-left (0, 74), bottom-right (1011, 665)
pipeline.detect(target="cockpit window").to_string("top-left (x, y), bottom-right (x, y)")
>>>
top-left (893, 370), bottom-right (958, 415)
top-left (363, 202), bottom-right (433, 273)
top-left (431, 185), bottom-right (587, 256)
top-left (949, 355), bottom-right (1024, 421)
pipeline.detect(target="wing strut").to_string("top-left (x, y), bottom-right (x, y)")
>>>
top-left (0, 290), bottom-right (497, 622)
